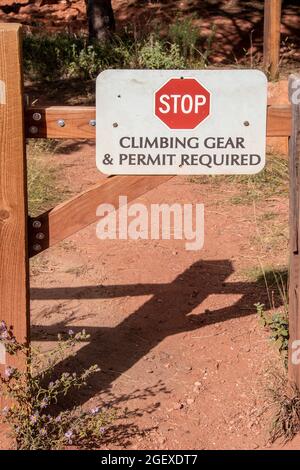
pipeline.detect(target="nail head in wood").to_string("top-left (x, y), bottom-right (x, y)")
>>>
top-left (32, 220), bottom-right (42, 229)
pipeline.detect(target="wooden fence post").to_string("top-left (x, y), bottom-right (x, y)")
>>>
top-left (288, 74), bottom-right (300, 389)
top-left (0, 24), bottom-right (30, 385)
top-left (263, 0), bottom-right (282, 80)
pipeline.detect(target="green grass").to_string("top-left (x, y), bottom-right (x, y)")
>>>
top-left (23, 34), bottom-right (188, 82)
top-left (243, 265), bottom-right (288, 313)
top-left (251, 220), bottom-right (288, 253)
top-left (256, 302), bottom-right (289, 368)
top-left (23, 33), bottom-right (184, 81)
top-left (253, 264), bottom-right (289, 368)
top-left (241, 265), bottom-right (288, 286)
top-left (23, 18), bottom-right (216, 83)
top-left (27, 139), bottom-right (68, 217)
top-left (189, 154), bottom-right (289, 205)
top-left (257, 211), bottom-right (277, 222)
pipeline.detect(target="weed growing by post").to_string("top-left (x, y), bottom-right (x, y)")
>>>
top-left (256, 302), bottom-right (289, 368)
top-left (0, 321), bottom-right (114, 450)
top-left (266, 367), bottom-right (300, 443)
top-left (255, 267), bottom-right (289, 367)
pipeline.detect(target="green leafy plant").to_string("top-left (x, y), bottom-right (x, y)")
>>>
top-left (67, 44), bottom-right (103, 80)
top-left (23, 24), bottom-right (221, 83)
top-left (256, 302), bottom-right (289, 367)
top-left (0, 321), bottom-right (114, 450)
top-left (23, 31), bottom-right (191, 82)
top-left (138, 39), bottom-right (185, 69)
top-left (169, 16), bottom-right (199, 59)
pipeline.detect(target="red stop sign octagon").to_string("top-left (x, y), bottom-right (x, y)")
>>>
top-left (154, 77), bottom-right (211, 130)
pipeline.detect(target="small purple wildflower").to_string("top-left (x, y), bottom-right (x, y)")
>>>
top-left (64, 430), bottom-right (73, 444)
top-left (2, 406), bottom-right (9, 415)
top-left (0, 322), bottom-right (16, 343)
top-left (68, 329), bottom-right (74, 336)
top-left (30, 413), bottom-right (39, 425)
top-left (0, 321), bottom-right (7, 331)
top-left (91, 407), bottom-right (99, 415)
top-left (100, 427), bottom-right (106, 434)
top-left (0, 330), bottom-right (9, 340)
top-left (40, 398), bottom-right (49, 409)
top-left (4, 366), bottom-right (15, 378)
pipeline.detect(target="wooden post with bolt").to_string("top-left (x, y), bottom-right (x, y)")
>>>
top-left (0, 24), bottom-right (30, 394)
top-left (263, 0), bottom-right (282, 80)
top-left (288, 74), bottom-right (300, 389)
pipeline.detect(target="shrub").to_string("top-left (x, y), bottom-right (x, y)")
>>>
top-left (169, 16), bottom-right (199, 59)
top-left (138, 40), bottom-right (185, 69)
top-left (256, 302), bottom-right (289, 368)
top-left (0, 322), bottom-right (114, 450)
top-left (23, 32), bottom-right (190, 81)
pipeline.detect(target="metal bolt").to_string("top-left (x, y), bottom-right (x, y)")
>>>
top-left (33, 112), bottom-right (42, 121)
top-left (244, 121), bottom-right (250, 127)
top-left (57, 119), bottom-right (65, 127)
top-left (36, 232), bottom-right (45, 240)
top-left (89, 119), bottom-right (96, 127)
top-left (29, 126), bottom-right (38, 135)
top-left (32, 243), bottom-right (42, 252)
top-left (113, 122), bottom-right (118, 128)
top-left (32, 220), bottom-right (42, 229)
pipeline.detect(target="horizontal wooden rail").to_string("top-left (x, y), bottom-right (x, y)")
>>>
top-left (266, 104), bottom-right (291, 137)
top-left (28, 175), bottom-right (173, 257)
top-left (25, 104), bottom-right (292, 139)
top-left (25, 106), bottom-right (96, 139)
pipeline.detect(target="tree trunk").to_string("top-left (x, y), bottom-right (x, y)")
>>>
top-left (87, 0), bottom-right (115, 42)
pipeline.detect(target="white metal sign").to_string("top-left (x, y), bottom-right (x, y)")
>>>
top-left (96, 70), bottom-right (267, 175)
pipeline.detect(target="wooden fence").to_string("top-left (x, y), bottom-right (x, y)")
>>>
top-left (264, 0), bottom-right (282, 80)
top-left (0, 23), bottom-right (299, 397)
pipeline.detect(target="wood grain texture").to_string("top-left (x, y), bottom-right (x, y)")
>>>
top-left (288, 74), bottom-right (300, 389)
top-left (0, 24), bottom-right (29, 376)
top-left (288, 74), bottom-right (300, 388)
top-left (25, 104), bottom-right (292, 139)
top-left (25, 106), bottom-right (96, 139)
top-left (266, 104), bottom-right (291, 137)
top-left (28, 175), bottom-right (173, 257)
top-left (263, 0), bottom-right (282, 79)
